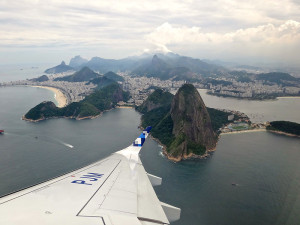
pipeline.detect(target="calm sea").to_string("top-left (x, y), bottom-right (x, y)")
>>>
top-left (0, 86), bottom-right (300, 225)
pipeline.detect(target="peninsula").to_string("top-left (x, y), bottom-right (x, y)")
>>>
top-left (23, 83), bottom-right (129, 122)
top-left (266, 121), bottom-right (300, 137)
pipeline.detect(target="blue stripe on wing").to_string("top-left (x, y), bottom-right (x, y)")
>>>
top-left (133, 126), bottom-right (152, 147)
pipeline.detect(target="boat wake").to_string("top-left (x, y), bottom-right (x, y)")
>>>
top-left (61, 142), bottom-right (74, 149)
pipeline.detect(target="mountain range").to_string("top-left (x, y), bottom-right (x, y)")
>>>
top-left (45, 53), bottom-right (299, 83)
top-left (45, 53), bottom-right (227, 81)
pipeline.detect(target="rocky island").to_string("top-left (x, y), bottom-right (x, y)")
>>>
top-left (136, 84), bottom-right (235, 161)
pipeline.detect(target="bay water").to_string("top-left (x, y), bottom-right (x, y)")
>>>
top-left (0, 86), bottom-right (300, 225)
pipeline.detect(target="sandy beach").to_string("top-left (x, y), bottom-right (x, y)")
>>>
top-left (277, 96), bottom-right (300, 99)
top-left (220, 128), bottom-right (266, 135)
top-left (32, 86), bottom-right (67, 108)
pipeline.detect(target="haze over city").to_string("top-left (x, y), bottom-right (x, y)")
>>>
top-left (1, 0), bottom-right (300, 67)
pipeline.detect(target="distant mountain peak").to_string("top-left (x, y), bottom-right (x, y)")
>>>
top-left (54, 66), bottom-right (99, 82)
top-left (44, 61), bottom-right (74, 74)
top-left (69, 55), bottom-right (88, 68)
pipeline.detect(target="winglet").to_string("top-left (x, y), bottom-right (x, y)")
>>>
top-left (133, 126), bottom-right (152, 147)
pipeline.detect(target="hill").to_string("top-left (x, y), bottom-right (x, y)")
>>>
top-left (44, 61), bottom-right (74, 74)
top-left (103, 71), bottom-right (124, 82)
top-left (87, 76), bottom-right (116, 90)
top-left (54, 53), bottom-right (227, 80)
top-left (137, 85), bottom-right (237, 161)
top-left (29, 75), bottom-right (49, 82)
top-left (54, 67), bottom-right (100, 82)
top-left (23, 83), bottom-right (130, 121)
top-left (256, 72), bottom-right (298, 84)
top-left (267, 121), bottom-right (300, 136)
top-left (168, 84), bottom-right (217, 160)
top-left (83, 57), bottom-right (137, 73)
top-left (136, 89), bottom-right (173, 113)
top-left (132, 54), bottom-right (227, 80)
top-left (69, 55), bottom-right (88, 68)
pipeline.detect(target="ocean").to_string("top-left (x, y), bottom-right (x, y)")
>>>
top-left (0, 86), bottom-right (300, 225)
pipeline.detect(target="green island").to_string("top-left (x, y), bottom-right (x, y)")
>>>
top-left (24, 83), bottom-right (129, 121)
top-left (267, 121), bottom-right (300, 137)
top-left (136, 84), bottom-right (239, 161)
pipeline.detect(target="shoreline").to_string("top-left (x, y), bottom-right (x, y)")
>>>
top-left (116, 106), bottom-right (134, 109)
top-left (148, 133), bottom-right (213, 162)
top-left (31, 85), bottom-right (67, 108)
top-left (277, 96), bottom-right (300, 99)
top-left (22, 113), bottom-right (101, 122)
top-left (220, 128), bottom-right (266, 135)
top-left (267, 129), bottom-right (300, 138)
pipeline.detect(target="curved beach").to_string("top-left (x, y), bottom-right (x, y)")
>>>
top-left (32, 86), bottom-right (67, 108)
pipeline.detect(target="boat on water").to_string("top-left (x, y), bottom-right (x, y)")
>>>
top-left (0, 130), bottom-right (4, 134)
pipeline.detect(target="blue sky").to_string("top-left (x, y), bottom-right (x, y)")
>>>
top-left (0, 0), bottom-right (299, 66)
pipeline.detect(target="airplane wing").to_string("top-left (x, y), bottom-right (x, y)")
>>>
top-left (0, 126), bottom-right (181, 225)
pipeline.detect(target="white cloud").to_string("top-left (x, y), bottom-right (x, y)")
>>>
top-left (145, 21), bottom-right (300, 65)
top-left (147, 21), bottom-right (300, 46)
top-left (0, 0), bottom-right (300, 65)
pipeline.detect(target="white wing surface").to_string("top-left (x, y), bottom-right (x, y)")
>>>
top-left (0, 126), bottom-right (181, 225)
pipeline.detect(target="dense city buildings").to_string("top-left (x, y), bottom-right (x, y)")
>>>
top-left (1, 70), bottom-right (299, 105)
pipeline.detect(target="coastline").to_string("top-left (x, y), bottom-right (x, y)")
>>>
top-left (22, 113), bottom-right (101, 122)
top-left (220, 128), bottom-right (266, 135)
top-left (277, 96), bottom-right (300, 99)
top-left (116, 106), bottom-right (134, 109)
top-left (31, 85), bottom-right (67, 108)
top-left (149, 134), bottom-right (213, 162)
top-left (267, 129), bottom-right (300, 138)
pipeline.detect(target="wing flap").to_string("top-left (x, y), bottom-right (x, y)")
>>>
top-left (79, 157), bottom-right (138, 217)
top-left (137, 162), bottom-right (169, 224)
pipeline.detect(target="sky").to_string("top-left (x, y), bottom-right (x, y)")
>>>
top-left (0, 0), bottom-right (300, 67)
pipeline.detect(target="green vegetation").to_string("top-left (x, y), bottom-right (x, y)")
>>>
top-left (179, 83), bottom-right (196, 98)
top-left (147, 89), bottom-right (173, 104)
top-left (187, 140), bottom-right (206, 155)
top-left (24, 83), bottom-right (129, 121)
top-left (257, 72), bottom-right (297, 83)
top-left (84, 83), bottom-right (129, 111)
top-left (54, 67), bottom-right (99, 82)
top-left (87, 76), bottom-right (115, 90)
top-left (141, 107), bottom-right (175, 147)
top-left (267, 121), bottom-right (300, 136)
top-left (167, 133), bottom-right (185, 155)
top-left (137, 86), bottom-right (231, 158)
top-left (136, 89), bottom-right (173, 114)
top-left (25, 101), bottom-right (61, 120)
top-left (29, 75), bottom-right (49, 82)
top-left (103, 71), bottom-right (124, 82)
top-left (207, 107), bottom-right (233, 132)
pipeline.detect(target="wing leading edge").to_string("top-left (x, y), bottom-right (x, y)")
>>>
top-left (0, 126), bottom-right (181, 225)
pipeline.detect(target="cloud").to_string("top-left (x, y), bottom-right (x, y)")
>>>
top-left (0, 0), bottom-right (300, 65)
top-left (145, 21), bottom-right (300, 65)
top-left (147, 21), bottom-right (300, 45)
